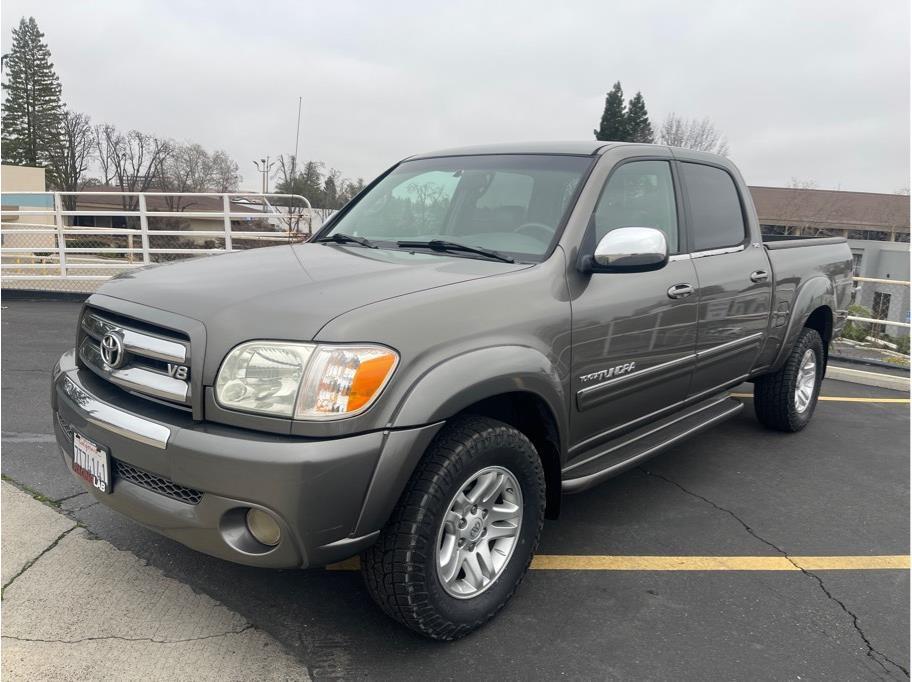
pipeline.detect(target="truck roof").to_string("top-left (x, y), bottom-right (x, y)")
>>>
top-left (409, 141), bottom-right (622, 158)
top-left (408, 141), bottom-right (735, 167)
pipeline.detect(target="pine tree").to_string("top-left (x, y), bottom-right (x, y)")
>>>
top-left (594, 82), bottom-right (627, 141)
top-left (1, 17), bottom-right (65, 167)
top-left (625, 92), bottom-right (654, 143)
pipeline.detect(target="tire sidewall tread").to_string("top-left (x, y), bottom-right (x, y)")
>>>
top-left (753, 327), bottom-right (824, 432)
top-left (361, 415), bottom-right (545, 640)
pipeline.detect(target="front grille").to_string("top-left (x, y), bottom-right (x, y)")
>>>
top-left (78, 307), bottom-right (191, 410)
top-left (113, 459), bottom-right (203, 505)
top-left (56, 411), bottom-right (75, 439)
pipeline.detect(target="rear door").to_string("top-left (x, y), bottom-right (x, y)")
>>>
top-left (677, 160), bottom-right (772, 399)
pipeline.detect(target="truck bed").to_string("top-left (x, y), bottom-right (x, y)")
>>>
top-left (753, 235), bottom-right (853, 371)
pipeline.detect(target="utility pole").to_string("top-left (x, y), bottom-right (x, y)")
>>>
top-left (252, 157), bottom-right (276, 194)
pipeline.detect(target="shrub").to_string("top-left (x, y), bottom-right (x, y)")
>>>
top-left (840, 304), bottom-right (873, 342)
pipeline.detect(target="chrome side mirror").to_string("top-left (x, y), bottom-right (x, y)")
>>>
top-left (590, 227), bottom-right (669, 272)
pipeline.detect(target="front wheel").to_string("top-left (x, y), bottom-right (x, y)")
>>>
top-left (361, 415), bottom-right (545, 640)
top-left (753, 327), bottom-right (824, 432)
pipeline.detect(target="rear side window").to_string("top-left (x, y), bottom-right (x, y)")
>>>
top-left (681, 162), bottom-right (746, 251)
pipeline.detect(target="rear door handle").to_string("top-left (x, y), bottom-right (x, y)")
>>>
top-left (750, 270), bottom-right (769, 283)
top-left (667, 283), bottom-right (694, 299)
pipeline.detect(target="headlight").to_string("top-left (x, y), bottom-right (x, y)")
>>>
top-left (215, 341), bottom-right (398, 420)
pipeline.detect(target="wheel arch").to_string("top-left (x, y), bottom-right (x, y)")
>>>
top-left (355, 347), bottom-right (568, 534)
top-left (769, 276), bottom-right (836, 372)
top-left (453, 391), bottom-right (563, 519)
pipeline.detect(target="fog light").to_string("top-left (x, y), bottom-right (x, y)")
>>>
top-left (246, 508), bottom-right (281, 547)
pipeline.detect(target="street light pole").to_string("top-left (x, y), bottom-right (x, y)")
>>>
top-left (252, 157), bottom-right (277, 194)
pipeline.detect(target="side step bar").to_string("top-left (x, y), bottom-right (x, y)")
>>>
top-left (562, 396), bottom-right (743, 494)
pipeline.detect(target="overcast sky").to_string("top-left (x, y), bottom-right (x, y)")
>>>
top-left (2, 0), bottom-right (909, 193)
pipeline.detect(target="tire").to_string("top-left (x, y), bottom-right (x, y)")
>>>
top-left (753, 327), bottom-right (824, 432)
top-left (361, 415), bottom-right (546, 640)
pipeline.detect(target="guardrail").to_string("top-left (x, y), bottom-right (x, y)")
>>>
top-left (1, 191), bottom-right (313, 283)
top-left (849, 276), bottom-right (911, 330)
top-left (1, 200), bottom-right (910, 338)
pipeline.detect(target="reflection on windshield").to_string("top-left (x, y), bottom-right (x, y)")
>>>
top-left (324, 155), bottom-right (591, 261)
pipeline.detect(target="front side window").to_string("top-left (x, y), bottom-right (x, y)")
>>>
top-left (591, 160), bottom-right (679, 253)
top-left (681, 162), bottom-right (747, 252)
top-left (324, 154), bottom-right (591, 261)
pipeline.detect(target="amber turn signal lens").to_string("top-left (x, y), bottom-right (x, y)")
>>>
top-left (294, 345), bottom-right (399, 419)
top-left (348, 353), bottom-right (397, 412)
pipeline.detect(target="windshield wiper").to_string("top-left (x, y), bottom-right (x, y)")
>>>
top-left (314, 233), bottom-right (378, 249)
top-left (395, 239), bottom-right (515, 263)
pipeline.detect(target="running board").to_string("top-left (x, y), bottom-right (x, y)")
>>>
top-left (562, 396), bottom-right (743, 494)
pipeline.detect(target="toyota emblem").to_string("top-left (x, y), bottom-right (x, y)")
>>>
top-left (100, 332), bottom-right (125, 368)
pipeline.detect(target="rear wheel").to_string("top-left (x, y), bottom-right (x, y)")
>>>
top-left (753, 327), bottom-right (824, 432)
top-left (361, 415), bottom-right (545, 640)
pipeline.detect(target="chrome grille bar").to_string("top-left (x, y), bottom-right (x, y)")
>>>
top-left (80, 337), bottom-right (190, 404)
top-left (82, 312), bottom-right (187, 364)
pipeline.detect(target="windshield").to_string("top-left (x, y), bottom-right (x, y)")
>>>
top-left (322, 154), bottom-right (592, 262)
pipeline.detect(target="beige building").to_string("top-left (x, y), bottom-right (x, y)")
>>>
top-left (750, 186), bottom-right (910, 336)
top-left (1, 164), bottom-right (56, 251)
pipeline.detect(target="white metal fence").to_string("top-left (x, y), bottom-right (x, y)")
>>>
top-left (1, 196), bottom-right (909, 338)
top-left (849, 276), bottom-right (911, 330)
top-left (1, 191), bottom-right (314, 293)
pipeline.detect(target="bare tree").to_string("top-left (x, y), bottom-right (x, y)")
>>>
top-left (152, 142), bottom-right (214, 210)
top-left (94, 124), bottom-right (172, 210)
top-left (322, 168), bottom-right (342, 209)
top-left (210, 150), bottom-right (240, 193)
top-left (267, 154), bottom-right (315, 237)
top-left (658, 113), bottom-right (729, 156)
top-left (93, 123), bottom-right (118, 186)
top-left (47, 110), bottom-right (94, 210)
top-left (776, 178), bottom-right (835, 237)
top-left (788, 178), bottom-right (818, 190)
top-left (340, 177), bottom-right (365, 204)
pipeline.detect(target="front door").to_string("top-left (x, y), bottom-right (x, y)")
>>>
top-left (567, 158), bottom-right (699, 466)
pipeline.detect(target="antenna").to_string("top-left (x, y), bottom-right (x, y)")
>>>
top-left (293, 96), bottom-right (302, 180)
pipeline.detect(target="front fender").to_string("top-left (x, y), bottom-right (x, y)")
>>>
top-left (351, 345), bottom-right (568, 536)
top-left (393, 345), bottom-right (568, 451)
top-left (770, 275), bottom-right (836, 371)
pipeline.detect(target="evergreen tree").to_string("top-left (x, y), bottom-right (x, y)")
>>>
top-left (625, 91), bottom-right (654, 143)
top-left (594, 82), bottom-right (627, 141)
top-left (1, 17), bottom-right (65, 167)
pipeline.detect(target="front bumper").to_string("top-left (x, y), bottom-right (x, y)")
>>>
top-left (52, 350), bottom-right (441, 568)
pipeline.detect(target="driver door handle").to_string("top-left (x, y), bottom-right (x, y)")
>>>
top-left (750, 269), bottom-right (769, 283)
top-left (667, 283), bottom-right (694, 299)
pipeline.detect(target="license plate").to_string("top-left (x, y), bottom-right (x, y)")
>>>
top-left (72, 432), bottom-right (111, 494)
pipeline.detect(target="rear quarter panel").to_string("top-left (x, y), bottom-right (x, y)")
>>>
top-left (753, 239), bottom-right (853, 372)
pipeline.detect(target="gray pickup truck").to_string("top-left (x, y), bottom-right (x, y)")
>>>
top-left (52, 141), bottom-right (853, 639)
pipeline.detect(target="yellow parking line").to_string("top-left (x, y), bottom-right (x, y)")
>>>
top-left (326, 555), bottom-right (909, 572)
top-left (529, 555), bottom-right (910, 571)
top-left (730, 393), bottom-right (909, 403)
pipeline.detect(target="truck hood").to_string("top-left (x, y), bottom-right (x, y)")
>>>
top-left (95, 243), bottom-right (529, 372)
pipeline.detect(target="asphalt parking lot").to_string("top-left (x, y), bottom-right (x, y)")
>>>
top-left (2, 298), bottom-right (909, 680)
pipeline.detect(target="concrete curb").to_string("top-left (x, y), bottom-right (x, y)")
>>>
top-left (1, 288), bottom-right (90, 302)
top-left (826, 366), bottom-right (911, 393)
top-left (0, 481), bottom-right (310, 681)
